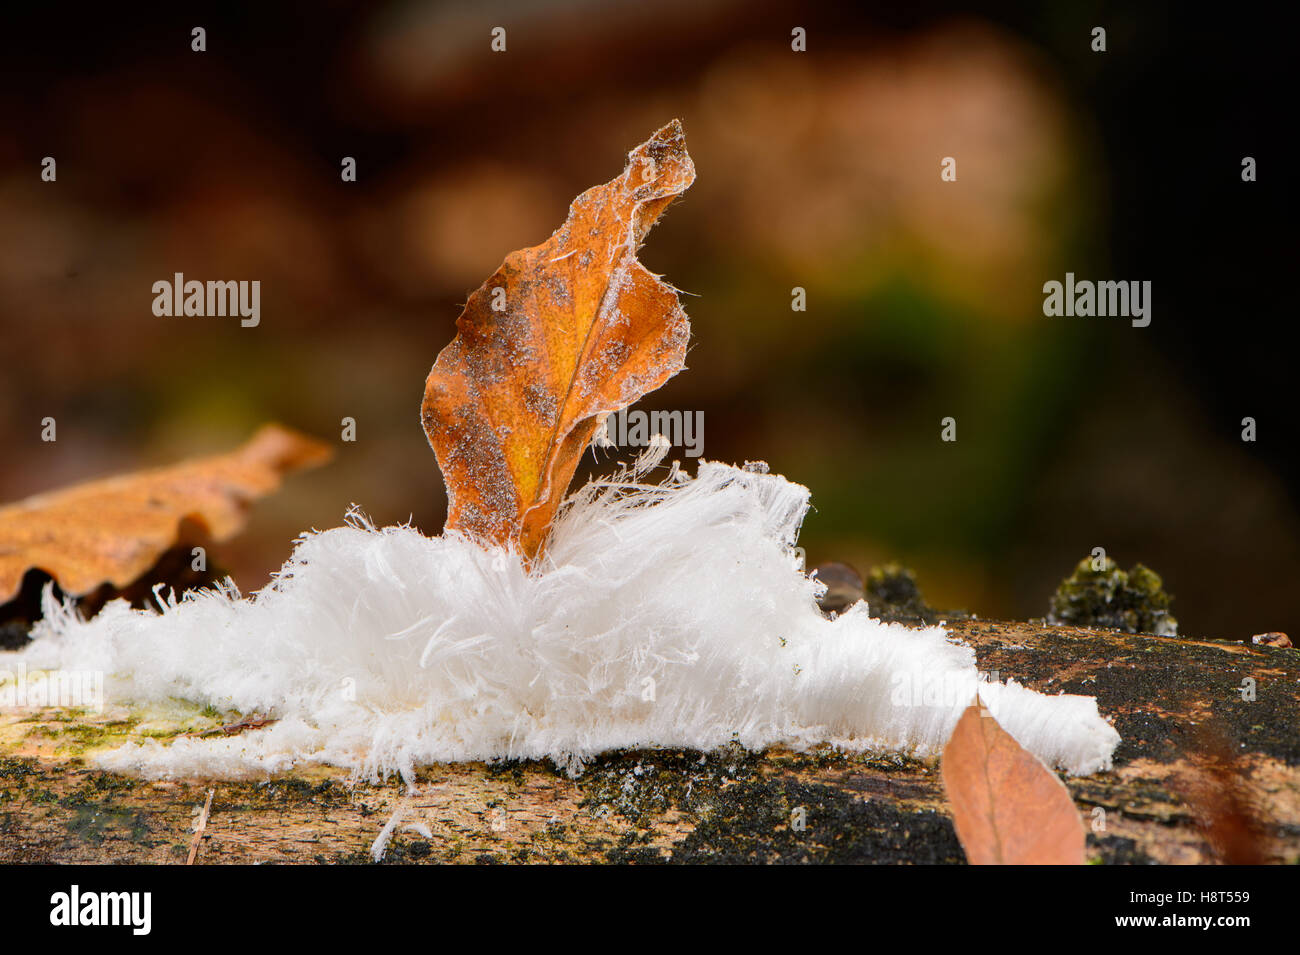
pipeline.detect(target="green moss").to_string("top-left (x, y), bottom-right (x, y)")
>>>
top-left (577, 744), bottom-right (759, 826)
top-left (1048, 556), bottom-right (1177, 636)
top-left (258, 777), bottom-right (350, 806)
top-left (1087, 834), bottom-right (1157, 865)
top-left (65, 805), bottom-right (150, 846)
top-left (0, 757), bottom-right (40, 780)
top-left (665, 778), bottom-right (965, 864)
top-left (59, 724), bottom-right (114, 746)
top-left (864, 563), bottom-right (943, 624)
top-left (72, 774), bottom-right (137, 800)
top-left (484, 759), bottom-right (532, 786)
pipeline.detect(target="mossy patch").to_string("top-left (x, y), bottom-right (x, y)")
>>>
top-left (1048, 556), bottom-right (1176, 636)
top-left (64, 804), bottom-right (151, 846)
top-left (1087, 834), bottom-right (1157, 865)
top-left (665, 778), bottom-right (965, 864)
top-left (962, 623), bottom-right (1300, 766)
top-left (573, 745), bottom-right (957, 864)
top-left (577, 743), bottom-right (759, 826)
top-left (864, 563), bottom-right (943, 624)
top-left (0, 756), bottom-right (40, 781)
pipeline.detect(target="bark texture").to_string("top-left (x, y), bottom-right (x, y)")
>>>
top-left (1, 620), bottom-right (1295, 864)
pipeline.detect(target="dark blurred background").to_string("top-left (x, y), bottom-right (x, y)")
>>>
top-left (1, 1), bottom-right (1295, 637)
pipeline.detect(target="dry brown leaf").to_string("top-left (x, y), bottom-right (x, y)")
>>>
top-left (0, 424), bottom-right (331, 604)
top-left (421, 120), bottom-right (695, 559)
top-left (941, 696), bottom-right (1086, 865)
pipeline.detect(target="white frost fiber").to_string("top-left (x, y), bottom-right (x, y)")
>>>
top-left (3, 455), bottom-right (1119, 782)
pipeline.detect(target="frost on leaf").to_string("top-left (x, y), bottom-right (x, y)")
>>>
top-left (421, 120), bottom-right (695, 559)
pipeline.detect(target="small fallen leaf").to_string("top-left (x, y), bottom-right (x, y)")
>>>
top-left (421, 119), bottom-right (695, 558)
top-left (1252, 631), bottom-right (1291, 648)
top-left (941, 696), bottom-right (1086, 865)
top-left (0, 424), bottom-right (331, 604)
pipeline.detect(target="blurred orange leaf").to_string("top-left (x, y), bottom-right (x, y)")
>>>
top-left (421, 119), bottom-right (694, 559)
top-left (0, 424), bottom-right (331, 604)
top-left (941, 696), bottom-right (1086, 865)
top-left (1177, 726), bottom-right (1269, 864)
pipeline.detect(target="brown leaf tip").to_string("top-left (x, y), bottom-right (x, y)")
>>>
top-left (238, 424), bottom-right (335, 473)
top-left (633, 119), bottom-right (691, 178)
top-left (623, 119), bottom-right (695, 241)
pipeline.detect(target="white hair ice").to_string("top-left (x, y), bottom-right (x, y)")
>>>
top-left (5, 451), bottom-right (1119, 783)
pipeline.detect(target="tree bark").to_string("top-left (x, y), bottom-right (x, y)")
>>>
top-left (1, 619), bottom-right (1295, 864)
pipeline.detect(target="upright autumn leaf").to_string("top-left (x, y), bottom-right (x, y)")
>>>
top-left (421, 120), bottom-right (695, 558)
top-left (941, 697), bottom-right (1087, 865)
